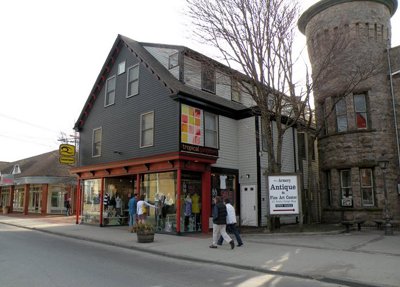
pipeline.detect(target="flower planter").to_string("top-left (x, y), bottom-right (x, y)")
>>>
top-left (137, 231), bottom-right (154, 243)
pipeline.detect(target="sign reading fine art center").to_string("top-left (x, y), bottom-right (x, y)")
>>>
top-left (268, 174), bottom-right (299, 215)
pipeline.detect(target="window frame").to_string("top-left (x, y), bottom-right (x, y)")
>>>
top-left (231, 80), bottom-right (241, 102)
top-left (92, 127), bottom-right (102, 157)
top-left (201, 64), bottom-right (216, 94)
top-left (360, 168), bottom-right (374, 206)
top-left (354, 93), bottom-right (368, 130)
top-left (168, 52), bottom-right (179, 69)
top-left (118, 61), bottom-right (126, 75)
top-left (335, 98), bottom-right (348, 132)
top-left (140, 111), bottom-right (154, 148)
top-left (204, 112), bottom-right (219, 148)
top-left (126, 64), bottom-right (140, 98)
top-left (104, 76), bottom-right (116, 107)
top-left (340, 169), bottom-right (352, 207)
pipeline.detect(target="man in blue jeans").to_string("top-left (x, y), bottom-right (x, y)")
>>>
top-left (217, 198), bottom-right (243, 247)
top-left (128, 193), bottom-right (138, 232)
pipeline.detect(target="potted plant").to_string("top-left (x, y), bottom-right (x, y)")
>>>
top-left (136, 222), bottom-right (155, 243)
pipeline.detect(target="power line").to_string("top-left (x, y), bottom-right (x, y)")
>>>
top-left (0, 112), bottom-right (61, 133)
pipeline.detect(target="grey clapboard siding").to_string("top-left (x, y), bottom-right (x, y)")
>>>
top-left (143, 46), bottom-right (180, 80)
top-left (79, 45), bottom-right (179, 166)
top-left (213, 116), bottom-right (239, 169)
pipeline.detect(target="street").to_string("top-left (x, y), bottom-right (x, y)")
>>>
top-left (0, 223), bottom-right (346, 287)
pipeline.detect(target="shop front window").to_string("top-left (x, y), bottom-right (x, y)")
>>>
top-left (141, 172), bottom-right (177, 233)
top-left (82, 179), bottom-right (101, 224)
top-left (181, 172), bottom-right (202, 233)
top-left (13, 186), bottom-right (24, 212)
top-left (1, 187), bottom-right (10, 208)
top-left (28, 185), bottom-right (42, 213)
top-left (211, 172), bottom-right (237, 208)
top-left (49, 184), bottom-right (68, 214)
top-left (103, 177), bottom-right (135, 226)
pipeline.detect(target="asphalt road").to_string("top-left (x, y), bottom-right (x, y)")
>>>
top-left (0, 223), bottom-right (347, 287)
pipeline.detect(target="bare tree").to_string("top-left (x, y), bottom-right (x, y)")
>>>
top-left (187, 0), bottom-right (304, 174)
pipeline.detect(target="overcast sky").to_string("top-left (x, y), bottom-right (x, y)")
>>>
top-left (1, 0), bottom-right (399, 163)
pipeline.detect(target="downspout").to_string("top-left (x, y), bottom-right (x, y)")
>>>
top-left (387, 40), bottom-right (400, 169)
top-left (255, 116), bottom-right (262, 227)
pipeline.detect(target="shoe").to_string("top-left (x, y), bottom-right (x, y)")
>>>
top-left (237, 243), bottom-right (243, 247)
top-left (229, 240), bottom-right (235, 249)
top-left (217, 242), bottom-right (222, 246)
top-left (209, 245), bottom-right (217, 249)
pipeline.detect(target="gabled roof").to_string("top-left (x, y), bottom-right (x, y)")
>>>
top-left (0, 150), bottom-right (74, 178)
top-left (74, 34), bottom-right (250, 131)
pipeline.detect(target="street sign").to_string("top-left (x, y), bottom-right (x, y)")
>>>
top-left (59, 144), bottom-right (75, 156)
top-left (59, 156), bottom-right (75, 165)
top-left (268, 174), bottom-right (299, 215)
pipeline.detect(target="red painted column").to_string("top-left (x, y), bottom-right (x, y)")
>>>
top-left (176, 168), bottom-right (182, 233)
top-left (23, 184), bottom-right (30, 215)
top-left (136, 174), bottom-right (141, 195)
top-left (100, 178), bottom-right (104, 227)
top-left (202, 169), bottom-right (211, 234)
top-left (41, 184), bottom-right (48, 215)
top-left (9, 186), bottom-right (14, 213)
top-left (75, 179), bottom-right (81, 224)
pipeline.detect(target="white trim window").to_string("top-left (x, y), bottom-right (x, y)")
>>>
top-left (105, 76), bottom-right (116, 106)
top-left (140, 112), bottom-right (154, 147)
top-left (354, 93), bottom-right (368, 129)
top-left (168, 52), bottom-right (179, 69)
top-left (340, 169), bottom-right (352, 207)
top-left (127, 64), bottom-right (139, 98)
top-left (92, 127), bottom-right (102, 157)
top-left (335, 98), bottom-right (348, 132)
top-left (118, 61), bottom-right (126, 75)
top-left (360, 168), bottom-right (374, 206)
top-left (204, 112), bottom-right (218, 148)
top-left (201, 65), bottom-right (216, 94)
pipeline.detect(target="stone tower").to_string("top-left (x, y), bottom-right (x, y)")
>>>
top-left (299, 0), bottom-right (399, 223)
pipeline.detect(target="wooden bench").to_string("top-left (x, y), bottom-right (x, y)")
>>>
top-left (341, 220), bottom-right (365, 233)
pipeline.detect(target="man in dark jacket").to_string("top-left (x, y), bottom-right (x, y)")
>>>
top-left (210, 196), bottom-right (234, 249)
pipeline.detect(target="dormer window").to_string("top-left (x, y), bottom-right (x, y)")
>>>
top-left (201, 64), bottom-right (215, 94)
top-left (168, 52), bottom-right (179, 69)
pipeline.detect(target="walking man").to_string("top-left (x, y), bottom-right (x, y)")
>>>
top-left (210, 196), bottom-right (234, 249)
top-left (217, 198), bottom-right (243, 247)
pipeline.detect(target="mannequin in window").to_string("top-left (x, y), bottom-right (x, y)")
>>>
top-left (184, 194), bottom-right (192, 231)
top-left (191, 191), bottom-right (201, 231)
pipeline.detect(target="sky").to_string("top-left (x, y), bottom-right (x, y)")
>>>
top-left (1, 0), bottom-right (399, 163)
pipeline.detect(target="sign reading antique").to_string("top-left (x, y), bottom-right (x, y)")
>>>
top-left (268, 174), bottom-right (299, 215)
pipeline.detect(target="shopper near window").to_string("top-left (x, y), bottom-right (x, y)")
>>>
top-left (209, 196), bottom-right (234, 249)
top-left (217, 198), bottom-right (243, 247)
top-left (137, 194), bottom-right (156, 224)
top-left (128, 193), bottom-right (138, 232)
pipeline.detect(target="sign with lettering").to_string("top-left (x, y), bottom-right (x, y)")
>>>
top-left (180, 143), bottom-right (218, 157)
top-left (59, 144), bottom-right (76, 165)
top-left (268, 174), bottom-right (299, 215)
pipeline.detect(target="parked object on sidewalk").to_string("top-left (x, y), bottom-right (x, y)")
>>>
top-left (136, 222), bottom-right (155, 243)
top-left (2, 206), bottom-right (10, 214)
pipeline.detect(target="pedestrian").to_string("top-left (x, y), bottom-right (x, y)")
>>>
top-left (137, 194), bottom-right (157, 224)
top-left (64, 197), bottom-right (71, 216)
top-left (209, 196), bottom-right (234, 249)
top-left (217, 198), bottom-right (243, 247)
top-left (128, 193), bottom-right (138, 232)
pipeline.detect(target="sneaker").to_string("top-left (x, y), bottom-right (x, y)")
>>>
top-left (237, 243), bottom-right (243, 247)
top-left (229, 240), bottom-right (235, 249)
top-left (209, 245), bottom-right (217, 249)
top-left (217, 242), bottom-right (222, 246)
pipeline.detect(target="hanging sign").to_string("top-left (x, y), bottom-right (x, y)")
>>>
top-left (59, 144), bottom-right (76, 165)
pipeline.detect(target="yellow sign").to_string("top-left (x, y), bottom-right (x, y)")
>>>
top-left (59, 144), bottom-right (75, 156)
top-left (59, 156), bottom-right (75, 165)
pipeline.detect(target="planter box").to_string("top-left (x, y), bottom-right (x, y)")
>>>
top-left (2, 206), bottom-right (9, 214)
top-left (137, 232), bottom-right (154, 243)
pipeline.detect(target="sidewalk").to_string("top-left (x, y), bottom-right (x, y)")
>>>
top-left (1, 214), bottom-right (399, 287)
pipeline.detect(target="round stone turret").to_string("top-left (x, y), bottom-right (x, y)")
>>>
top-left (298, 0), bottom-right (399, 222)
